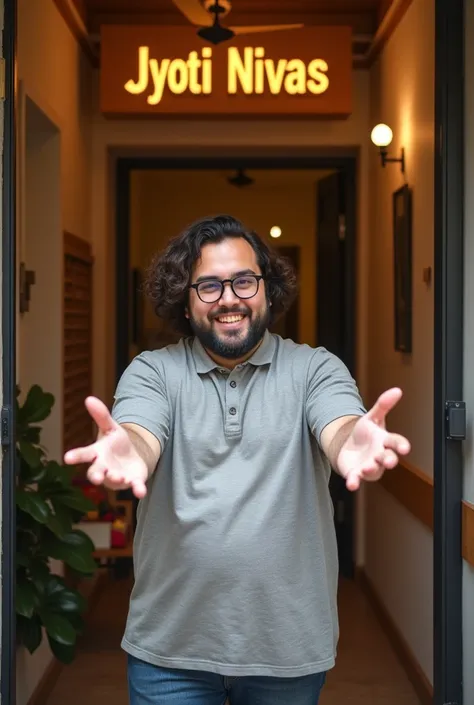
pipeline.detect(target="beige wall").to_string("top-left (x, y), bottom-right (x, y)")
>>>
top-left (463, 1), bottom-right (474, 702)
top-left (365, 0), bottom-right (434, 686)
top-left (130, 169), bottom-right (332, 350)
top-left (15, 0), bottom-right (94, 702)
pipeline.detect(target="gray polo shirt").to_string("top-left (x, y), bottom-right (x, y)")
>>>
top-left (112, 331), bottom-right (365, 677)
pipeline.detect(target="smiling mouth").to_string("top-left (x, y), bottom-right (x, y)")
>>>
top-left (215, 314), bottom-right (246, 324)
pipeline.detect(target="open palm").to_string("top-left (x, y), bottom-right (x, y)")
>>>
top-left (64, 397), bottom-right (148, 498)
top-left (337, 388), bottom-right (411, 491)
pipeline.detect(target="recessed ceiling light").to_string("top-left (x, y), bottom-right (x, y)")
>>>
top-left (270, 226), bottom-right (282, 238)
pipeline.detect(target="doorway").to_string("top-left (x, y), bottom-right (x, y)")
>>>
top-left (0, 2), bottom-right (466, 703)
top-left (115, 156), bottom-right (358, 578)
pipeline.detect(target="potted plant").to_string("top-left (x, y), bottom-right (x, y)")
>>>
top-left (15, 384), bottom-right (98, 664)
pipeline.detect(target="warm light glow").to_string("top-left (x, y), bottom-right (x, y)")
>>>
top-left (270, 226), bottom-right (282, 238)
top-left (371, 123), bottom-right (393, 148)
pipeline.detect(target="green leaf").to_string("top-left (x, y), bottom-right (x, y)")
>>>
top-left (16, 580), bottom-right (38, 618)
top-left (16, 490), bottom-right (51, 524)
top-left (47, 635), bottom-right (76, 664)
top-left (50, 502), bottom-right (74, 533)
top-left (18, 440), bottom-right (44, 469)
top-left (16, 552), bottom-right (31, 568)
top-left (67, 529), bottom-right (96, 553)
top-left (28, 559), bottom-right (51, 584)
top-left (40, 611), bottom-right (77, 646)
top-left (18, 385), bottom-right (55, 425)
top-left (42, 532), bottom-right (97, 574)
top-left (19, 455), bottom-right (47, 484)
top-left (66, 611), bottom-right (85, 634)
top-left (46, 504), bottom-right (76, 537)
top-left (46, 581), bottom-right (86, 614)
top-left (17, 615), bottom-right (42, 654)
top-left (49, 489), bottom-right (96, 514)
top-left (24, 426), bottom-right (42, 444)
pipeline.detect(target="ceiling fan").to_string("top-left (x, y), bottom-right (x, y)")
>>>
top-left (171, 0), bottom-right (304, 45)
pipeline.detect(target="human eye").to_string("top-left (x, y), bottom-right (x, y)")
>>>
top-left (198, 280), bottom-right (221, 293)
top-left (234, 276), bottom-right (255, 289)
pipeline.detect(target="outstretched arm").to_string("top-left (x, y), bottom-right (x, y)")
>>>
top-left (320, 387), bottom-right (410, 491)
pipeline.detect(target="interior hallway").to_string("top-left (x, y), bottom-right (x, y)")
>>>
top-left (45, 575), bottom-right (421, 705)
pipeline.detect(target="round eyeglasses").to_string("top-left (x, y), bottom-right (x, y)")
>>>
top-left (189, 274), bottom-right (264, 304)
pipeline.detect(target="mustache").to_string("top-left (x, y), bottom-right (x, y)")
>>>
top-left (209, 306), bottom-right (250, 321)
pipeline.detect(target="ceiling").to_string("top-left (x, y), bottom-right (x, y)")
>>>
top-left (68, 0), bottom-right (398, 65)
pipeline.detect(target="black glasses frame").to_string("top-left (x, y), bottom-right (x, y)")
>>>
top-left (189, 275), bottom-right (264, 303)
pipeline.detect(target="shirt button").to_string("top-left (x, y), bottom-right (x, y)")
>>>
top-left (230, 381), bottom-right (237, 388)
top-left (229, 407), bottom-right (237, 415)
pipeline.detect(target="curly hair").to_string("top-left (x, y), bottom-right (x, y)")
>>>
top-left (144, 214), bottom-right (298, 336)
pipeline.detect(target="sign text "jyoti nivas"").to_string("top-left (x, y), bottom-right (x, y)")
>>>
top-left (125, 46), bottom-right (330, 106)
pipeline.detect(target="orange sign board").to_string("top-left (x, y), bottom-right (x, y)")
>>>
top-left (100, 26), bottom-right (353, 119)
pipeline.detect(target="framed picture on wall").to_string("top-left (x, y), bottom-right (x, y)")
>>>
top-left (393, 184), bottom-right (413, 353)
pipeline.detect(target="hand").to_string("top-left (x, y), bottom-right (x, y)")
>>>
top-left (64, 397), bottom-right (148, 499)
top-left (337, 387), bottom-right (411, 491)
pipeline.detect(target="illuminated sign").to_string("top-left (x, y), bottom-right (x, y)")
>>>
top-left (100, 26), bottom-right (352, 118)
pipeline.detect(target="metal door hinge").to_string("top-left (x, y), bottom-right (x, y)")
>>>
top-left (1, 406), bottom-right (12, 447)
top-left (445, 401), bottom-right (466, 440)
top-left (0, 58), bottom-right (5, 100)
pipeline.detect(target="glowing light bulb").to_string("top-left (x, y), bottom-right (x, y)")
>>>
top-left (370, 123), bottom-right (393, 148)
top-left (270, 226), bottom-right (282, 238)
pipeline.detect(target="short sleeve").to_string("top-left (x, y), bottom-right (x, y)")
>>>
top-left (305, 348), bottom-right (366, 443)
top-left (112, 352), bottom-right (170, 452)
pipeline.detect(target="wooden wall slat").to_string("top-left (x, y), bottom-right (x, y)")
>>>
top-left (379, 460), bottom-right (433, 531)
top-left (379, 460), bottom-right (474, 567)
top-left (462, 500), bottom-right (474, 567)
top-left (63, 233), bottom-right (94, 460)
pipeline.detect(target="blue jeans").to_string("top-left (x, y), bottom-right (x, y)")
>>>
top-left (128, 655), bottom-right (326, 705)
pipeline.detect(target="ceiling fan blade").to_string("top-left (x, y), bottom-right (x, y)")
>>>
top-left (171, 0), bottom-right (212, 27)
top-left (231, 24), bottom-right (304, 35)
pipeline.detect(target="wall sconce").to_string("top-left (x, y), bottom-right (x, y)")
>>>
top-left (371, 123), bottom-right (405, 173)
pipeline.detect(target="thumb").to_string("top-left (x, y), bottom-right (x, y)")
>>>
top-left (85, 396), bottom-right (118, 434)
top-left (365, 387), bottom-right (402, 425)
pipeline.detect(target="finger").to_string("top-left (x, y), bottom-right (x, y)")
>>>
top-left (373, 449), bottom-right (399, 468)
top-left (380, 449), bottom-right (399, 468)
top-left (383, 432), bottom-right (411, 455)
top-left (104, 467), bottom-right (126, 485)
top-left (84, 396), bottom-right (118, 434)
top-left (131, 478), bottom-right (147, 499)
top-left (64, 443), bottom-right (98, 465)
top-left (345, 470), bottom-right (361, 491)
top-left (87, 459), bottom-right (108, 485)
top-left (366, 387), bottom-right (403, 424)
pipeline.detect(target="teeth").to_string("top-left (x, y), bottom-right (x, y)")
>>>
top-left (217, 315), bottom-right (244, 323)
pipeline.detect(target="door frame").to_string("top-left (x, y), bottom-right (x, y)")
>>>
top-left (433, 0), bottom-right (464, 703)
top-left (115, 155), bottom-right (358, 575)
top-left (115, 155), bottom-right (357, 381)
top-left (1, 0), bottom-right (17, 703)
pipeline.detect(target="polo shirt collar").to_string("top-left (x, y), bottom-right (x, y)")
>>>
top-left (193, 330), bottom-right (276, 374)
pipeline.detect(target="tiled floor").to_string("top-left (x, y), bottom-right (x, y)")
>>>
top-left (46, 574), bottom-right (421, 705)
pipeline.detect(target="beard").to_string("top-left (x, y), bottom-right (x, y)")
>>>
top-left (190, 303), bottom-right (271, 360)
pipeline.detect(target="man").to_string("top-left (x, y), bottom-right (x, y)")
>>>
top-left (65, 215), bottom-right (410, 705)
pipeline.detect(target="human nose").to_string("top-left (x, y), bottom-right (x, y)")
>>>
top-left (219, 281), bottom-right (240, 305)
